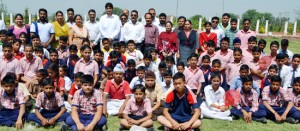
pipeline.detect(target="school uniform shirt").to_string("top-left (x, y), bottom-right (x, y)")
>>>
top-left (17, 83), bottom-right (31, 97)
top-left (0, 87), bottom-right (25, 109)
top-left (137, 63), bottom-right (159, 75)
top-left (64, 76), bottom-right (72, 91)
top-left (145, 84), bottom-right (162, 107)
top-left (66, 56), bottom-right (80, 81)
top-left (168, 65), bottom-right (178, 76)
top-left (165, 87), bottom-right (198, 122)
top-left (286, 88), bottom-right (300, 107)
top-left (123, 97), bottom-right (152, 116)
top-left (230, 76), bottom-right (260, 95)
top-left (284, 66), bottom-right (300, 90)
top-left (68, 83), bottom-right (79, 98)
top-left (183, 67), bottom-right (205, 90)
top-left (0, 56), bottom-right (22, 80)
top-left (125, 50), bottom-right (144, 63)
top-left (215, 49), bottom-right (233, 68)
top-left (101, 48), bottom-right (113, 64)
top-left (262, 86), bottom-right (291, 107)
top-left (274, 64), bottom-right (290, 89)
top-left (235, 88), bottom-right (259, 112)
top-left (35, 92), bottom-right (64, 111)
top-left (247, 60), bottom-right (263, 88)
top-left (14, 51), bottom-right (25, 60)
top-left (204, 85), bottom-right (225, 107)
top-left (277, 49), bottom-right (293, 62)
top-left (74, 58), bottom-right (99, 77)
top-left (124, 69), bottom-right (137, 84)
top-left (57, 48), bottom-right (69, 61)
top-left (104, 79), bottom-right (131, 100)
top-left (72, 89), bottom-right (103, 115)
top-left (156, 72), bottom-right (164, 84)
top-left (225, 61), bottom-right (243, 84)
top-left (19, 56), bottom-right (43, 80)
top-left (241, 48), bottom-right (253, 64)
top-left (197, 51), bottom-right (218, 66)
top-left (161, 80), bottom-right (174, 94)
top-left (28, 80), bottom-right (43, 96)
top-left (129, 77), bottom-right (145, 90)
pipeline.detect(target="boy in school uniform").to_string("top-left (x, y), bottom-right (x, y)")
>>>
top-left (124, 59), bottom-right (137, 84)
top-left (31, 35), bottom-right (50, 59)
top-left (56, 36), bottom-right (69, 61)
top-left (274, 53), bottom-right (290, 89)
top-left (101, 38), bottom-right (113, 64)
top-left (66, 45), bottom-right (80, 82)
top-left (161, 70), bottom-right (174, 99)
top-left (197, 40), bottom-right (218, 66)
top-left (258, 39), bottom-right (267, 56)
top-left (0, 42), bottom-right (21, 80)
top-left (12, 39), bottom-right (25, 60)
top-left (261, 65), bottom-right (278, 89)
top-left (247, 47), bottom-right (264, 89)
top-left (138, 53), bottom-right (159, 74)
top-left (44, 49), bottom-right (66, 69)
top-left (241, 36), bottom-right (257, 63)
top-left (105, 51), bottom-right (125, 69)
top-left (34, 45), bottom-right (49, 66)
top-left (28, 69), bottom-right (48, 101)
top-left (277, 39), bottom-right (293, 62)
top-left (130, 66), bottom-right (146, 90)
top-left (157, 73), bottom-right (201, 130)
top-left (27, 78), bottom-right (69, 127)
top-left (286, 77), bottom-right (300, 120)
top-left (156, 61), bottom-right (167, 84)
top-left (259, 75), bottom-right (299, 123)
top-left (285, 54), bottom-right (300, 89)
top-left (0, 75), bottom-right (26, 129)
top-left (67, 72), bottom-right (84, 105)
top-left (100, 68), bottom-right (114, 91)
top-left (66, 75), bottom-right (107, 131)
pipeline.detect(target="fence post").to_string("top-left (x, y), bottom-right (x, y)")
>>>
top-left (293, 21), bottom-right (297, 36)
top-left (37, 12), bottom-right (39, 20)
top-left (28, 12), bottom-right (32, 24)
top-left (10, 13), bottom-right (13, 25)
top-left (198, 17), bottom-right (202, 32)
top-left (283, 21), bottom-right (288, 36)
top-left (265, 20), bottom-right (269, 35)
top-left (255, 20), bottom-right (260, 34)
top-left (237, 19), bottom-right (240, 30)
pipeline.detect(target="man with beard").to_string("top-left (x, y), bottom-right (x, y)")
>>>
top-left (144, 13), bottom-right (159, 54)
top-left (84, 9), bottom-right (100, 49)
top-left (66, 8), bottom-right (75, 26)
top-left (30, 8), bottom-right (54, 49)
top-left (235, 18), bottom-right (256, 49)
top-left (173, 16), bottom-right (186, 34)
top-left (157, 13), bottom-right (167, 34)
top-left (218, 13), bottom-right (231, 31)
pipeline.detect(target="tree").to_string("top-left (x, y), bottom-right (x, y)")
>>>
top-left (189, 15), bottom-right (203, 29)
top-left (24, 8), bottom-right (29, 24)
top-left (229, 13), bottom-right (240, 19)
top-left (102, 7), bottom-right (123, 16)
top-left (242, 9), bottom-right (261, 30)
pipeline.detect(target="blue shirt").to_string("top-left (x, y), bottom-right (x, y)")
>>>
top-left (230, 76), bottom-right (260, 95)
top-left (44, 59), bottom-right (66, 70)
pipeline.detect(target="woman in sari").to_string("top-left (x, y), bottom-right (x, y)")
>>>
top-left (68, 14), bottom-right (89, 50)
top-left (52, 11), bottom-right (69, 49)
top-left (7, 14), bottom-right (30, 43)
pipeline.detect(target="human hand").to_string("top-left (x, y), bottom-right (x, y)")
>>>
top-left (76, 123), bottom-right (85, 131)
top-left (48, 118), bottom-right (57, 126)
top-left (85, 124), bottom-right (95, 131)
top-left (16, 119), bottom-right (23, 129)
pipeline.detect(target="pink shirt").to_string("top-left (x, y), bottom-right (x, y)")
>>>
top-left (183, 67), bottom-right (205, 90)
top-left (287, 88), bottom-right (300, 107)
top-left (35, 92), bottom-right (64, 111)
top-left (13, 26), bottom-right (27, 39)
top-left (57, 48), bottom-right (69, 60)
top-left (262, 86), bottom-right (290, 107)
top-left (235, 88), bottom-right (259, 112)
top-left (123, 97), bottom-right (152, 116)
top-left (197, 51), bottom-right (218, 66)
top-left (241, 48), bottom-right (253, 64)
top-left (74, 58), bottom-right (99, 77)
top-left (235, 30), bottom-right (256, 49)
top-left (216, 49), bottom-right (233, 68)
top-left (0, 56), bottom-right (22, 80)
top-left (72, 89), bottom-right (103, 115)
top-left (0, 87), bottom-right (25, 109)
top-left (19, 56), bottom-right (43, 80)
top-left (247, 60), bottom-right (262, 87)
top-left (225, 61), bottom-right (243, 84)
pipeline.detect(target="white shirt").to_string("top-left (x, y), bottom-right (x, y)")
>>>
top-left (129, 76), bottom-right (145, 90)
top-left (84, 21), bottom-right (100, 41)
top-left (211, 27), bottom-right (225, 47)
top-left (142, 17), bottom-right (160, 27)
top-left (66, 22), bottom-right (75, 27)
top-left (33, 47), bottom-right (50, 59)
top-left (30, 21), bottom-right (54, 49)
top-left (95, 14), bottom-right (121, 43)
top-left (276, 64), bottom-right (290, 89)
top-left (168, 65), bottom-right (178, 76)
top-left (125, 50), bottom-right (144, 63)
top-left (122, 21), bottom-right (145, 43)
top-left (0, 20), bottom-right (5, 30)
top-left (156, 72), bottom-right (164, 84)
top-left (277, 49), bottom-right (294, 62)
top-left (284, 66), bottom-right (300, 90)
top-left (157, 24), bottom-right (166, 34)
top-left (64, 76), bottom-right (72, 91)
top-left (204, 85), bottom-right (225, 106)
top-left (138, 62), bottom-right (159, 75)
top-left (160, 80), bottom-right (174, 94)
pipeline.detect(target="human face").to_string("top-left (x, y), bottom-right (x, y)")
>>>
top-left (212, 63), bottom-right (221, 72)
top-left (207, 46), bottom-right (215, 54)
top-left (106, 7), bottom-right (113, 15)
top-left (31, 38), bottom-right (41, 47)
top-left (270, 81), bottom-right (281, 93)
top-left (178, 18), bottom-right (185, 27)
top-left (82, 83), bottom-right (94, 95)
top-left (0, 34), bottom-right (6, 42)
top-left (75, 78), bottom-right (82, 88)
top-left (39, 11), bottom-right (47, 21)
top-left (12, 42), bottom-right (20, 52)
top-left (258, 43), bottom-right (266, 51)
top-left (36, 73), bottom-right (44, 83)
top-left (59, 67), bottom-right (66, 77)
top-left (2, 83), bottom-right (15, 94)
top-left (292, 57), bottom-right (300, 69)
top-left (189, 57), bottom-right (198, 68)
top-left (67, 11), bottom-right (74, 20)
top-left (230, 22), bottom-right (237, 31)
top-left (270, 44), bottom-right (279, 54)
top-left (221, 40), bottom-right (229, 50)
top-left (144, 58), bottom-right (151, 66)
top-left (35, 51), bottom-right (43, 58)
top-left (111, 57), bottom-right (118, 64)
top-left (47, 69), bottom-right (57, 79)
top-left (56, 12), bottom-right (63, 22)
top-left (166, 22), bottom-right (172, 32)
top-left (159, 16), bottom-right (166, 25)
top-left (59, 40), bottom-right (67, 47)
top-left (177, 66), bottom-right (184, 73)
top-left (128, 43), bottom-right (135, 51)
top-left (24, 46), bottom-right (34, 58)
top-left (281, 45), bottom-right (288, 51)
top-left (243, 20), bottom-right (250, 31)
top-left (222, 16), bottom-right (230, 24)
top-left (128, 64), bottom-right (135, 71)
top-left (20, 35), bottom-right (26, 44)
top-left (211, 19), bottom-right (219, 28)
top-left (75, 16), bottom-right (82, 26)
top-left (145, 14), bottom-right (152, 25)
top-left (81, 48), bottom-right (91, 60)
top-left (7, 37), bottom-right (14, 44)
top-left (151, 52), bottom-right (157, 60)
top-left (3, 47), bottom-right (12, 59)
top-left (202, 59), bottom-right (210, 68)
top-left (268, 69), bottom-right (277, 77)
top-left (93, 53), bottom-right (104, 62)
top-left (233, 51), bottom-right (242, 62)
top-left (120, 16), bottom-right (128, 26)
top-left (205, 24), bottom-right (211, 32)
top-left (50, 53), bottom-right (58, 62)
top-left (145, 77), bottom-right (155, 87)
top-left (211, 77), bottom-right (221, 88)
top-left (149, 9), bottom-right (156, 19)
top-left (159, 68), bottom-right (166, 76)
top-left (243, 81), bottom-right (252, 92)
top-left (113, 46), bottom-right (120, 52)
top-left (69, 50), bottom-right (77, 58)
top-left (164, 76), bottom-right (172, 85)
top-left (248, 41), bottom-right (256, 50)
top-left (131, 12), bottom-right (138, 23)
top-left (107, 72), bottom-right (114, 80)
top-left (184, 21), bottom-right (192, 31)
top-left (102, 40), bottom-right (110, 50)
top-left (293, 82), bottom-right (300, 94)
top-left (252, 52), bottom-right (261, 60)
top-left (134, 89), bottom-right (145, 102)
top-left (173, 78), bottom-right (186, 94)
top-left (114, 72), bottom-right (123, 81)
top-left (234, 43), bottom-right (241, 48)
top-left (43, 85), bottom-right (54, 97)
top-left (15, 15), bottom-right (23, 26)
top-left (166, 61), bottom-right (173, 69)
top-left (120, 46), bottom-right (126, 54)
top-left (137, 70), bottom-right (145, 79)
top-left (276, 59), bottom-right (285, 67)
top-left (89, 12), bottom-right (96, 22)
top-left (82, 41), bottom-right (90, 46)
top-left (239, 69), bottom-right (249, 77)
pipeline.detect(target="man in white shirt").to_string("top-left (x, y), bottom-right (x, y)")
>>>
top-left (30, 8), bottom-right (54, 49)
top-left (0, 20), bottom-right (5, 30)
top-left (284, 54), bottom-right (300, 90)
top-left (142, 8), bottom-right (160, 26)
top-left (211, 17), bottom-right (225, 48)
top-left (122, 10), bottom-right (145, 51)
top-left (66, 8), bottom-right (75, 27)
top-left (84, 9), bottom-right (100, 48)
top-left (277, 39), bottom-right (294, 62)
top-left (157, 13), bottom-right (166, 34)
top-left (94, 2), bottom-right (121, 46)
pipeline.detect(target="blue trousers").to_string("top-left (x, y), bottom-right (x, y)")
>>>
top-left (27, 109), bottom-right (69, 125)
top-left (230, 107), bottom-right (267, 119)
top-left (0, 109), bottom-right (20, 126)
top-left (259, 104), bottom-right (300, 120)
top-left (66, 113), bottom-right (107, 131)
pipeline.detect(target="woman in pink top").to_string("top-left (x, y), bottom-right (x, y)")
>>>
top-left (7, 14), bottom-right (30, 43)
top-left (199, 22), bottom-right (217, 53)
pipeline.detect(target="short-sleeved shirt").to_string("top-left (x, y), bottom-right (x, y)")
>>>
top-left (235, 88), bottom-right (259, 112)
top-left (287, 88), bottom-right (300, 107)
top-left (72, 89), bottom-right (103, 115)
top-left (230, 76), bottom-right (260, 95)
top-left (30, 21), bottom-right (55, 49)
top-left (183, 67), bottom-right (205, 90)
top-left (28, 80), bottom-right (44, 95)
top-left (225, 61), bottom-right (243, 84)
top-left (197, 51), bottom-right (218, 66)
top-left (0, 56), bottom-right (21, 80)
top-left (235, 30), bottom-right (256, 49)
top-left (104, 79), bottom-right (131, 100)
top-left (19, 56), bottom-right (43, 80)
top-left (125, 50), bottom-right (144, 63)
top-left (35, 92), bottom-right (64, 111)
top-left (57, 48), bottom-right (69, 61)
top-left (0, 87), bottom-right (25, 109)
top-left (241, 48), bottom-right (253, 63)
top-left (53, 77), bottom-right (65, 92)
top-left (74, 58), bottom-right (99, 77)
top-left (215, 49), bottom-right (233, 68)
top-left (145, 84), bottom-right (162, 107)
top-left (123, 97), bottom-right (152, 116)
top-left (165, 87), bottom-right (198, 122)
top-left (17, 83), bottom-right (30, 96)
top-left (262, 86), bottom-right (290, 107)
top-left (129, 77), bottom-right (145, 90)
top-left (203, 85), bottom-right (225, 106)
top-left (247, 60), bottom-right (262, 87)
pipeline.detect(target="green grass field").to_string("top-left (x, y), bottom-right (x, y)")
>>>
top-left (0, 38), bottom-right (300, 131)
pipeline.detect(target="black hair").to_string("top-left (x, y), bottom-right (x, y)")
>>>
top-left (102, 38), bottom-right (110, 43)
top-left (107, 67), bottom-right (113, 73)
top-left (233, 47), bottom-right (243, 54)
top-left (284, 53), bottom-right (289, 59)
top-left (243, 18), bottom-right (250, 23)
top-left (24, 43), bottom-right (34, 49)
top-left (119, 41), bottom-right (126, 47)
top-left (81, 75), bottom-right (94, 85)
top-left (88, 9), bottom-right (96, 14)
top-left (281, 39), bottom-right (289, 47)
top-left (36, 69), bottom-right (48, 77)
top-left (74, 14), bottom-right (82, 21)
top-left (271, 75), bottom-right (282, 83)
top-left (42, 78), bottom-right (54, 87)
top-left (48, 63), bottom-right (59, 74)
top-left (165, 56), bottom-right (175, 63)
top-left (258, 39), bottom-right (267, 46)
top-left (67, 8), bottom-right (74, 13)
top-left (34, 45), bottom-right (44, 52)
top-left (210, 72), bottom-right (221, 81)
top-left (173, 72), bottom-right (185, 81)
top-left (2, 42), bottom-right (12, 48)
top-left (252, 46), bottom-right (261, 53)
top-left (164, 70), bottom-right (173, 77)
top-left (166, 21), bottom-right (173, 27)
top-left (14, 14), bottom-right (23, 20)
top-left (59, 65), bottom-right (69, 74)
top-left (211, 16), bottom-right (219, 21)
top-left (189, 53), bottom-right (199, 60)
top-left (59, 36), bottom-right (68, 43)
top-left (109, 51), bottom-right (120, 58)
top-left (7, 32), bottom-right (15, 38)
top-left (207, 40), bottom-right (216, 47)
top-left (93, 50), bottom-right (104, 56)
top-left (212, 59), bottom-right (221, 66)
top-left (133, 84), bottom-right (146, 93)
top-left (0, 30), bottom-right (7, 35)
top-left (127, 40), bottom-right (135, 46)
top-left (276, 53), bottom-right (285, 60)
top-left (39, 8), bottom-right (48, 15)
top-left (268, 64), bottom-right (278, 71)
top-left (159, 13), bottom-right (166, 18)
top-left (178, 16), bottom-right (186, 21)
top-left (176, 61), bottom-right (185, 67)
top-left (80, 45), bottom-right (92, 51)
top-left (1, 74), bottom-right (16, 85)
top-left (105, 2), bottom-right (113, 9)
top-left (145, 70), bottom-right (156, 79)
top-left (221, 37), bottom-right (230, 43)
top-left (144, 53), bottom-right (152, 60)
top-left (69, 44), bottom-right (78, 51)
top-left (55, 11), bottom-right (63, 16)
top-left (31, 34), bottom-right (40, 40)
top-left (241, 75), bottom-right (253, 83)
top-left (131, 10), bottom-right (138, 15)
top-left (158, 61), bottom-right (167, 69)
top-left (127, 59), bottom-right (136, 66)
top-left (230, 18), bottom-right (237, 23)
top-left (293, 77), bottom-right (300, 85)
top-left (240, 64), bottom-right (249, 71)
top-left (113, 42), bottom-right (121, 48)
top-left (137, 66), bottom-right (146, 71)
top-left (49, 49), bottom-right (58, 55)
top-left (74, 72), bottom-right (84, 79)
top-left (222, 13), bottom-right (231, 18)
top-left (186, 20), bottom-right (192, 25)
top-left (270, 41), bottom-right (279, 48)
top-left (5, 73), bottom-right (17, 82)
top-left (12, 39), bottom-right (21, 44)
top-left (204, 22), bottom-right (212, 26)
top-left (82, 38), bottom-right (90, 45)
top-left (202, 55), bottom-right (211, 62)
top-left (248, 36), bottom-right (257, 43)
top-left (120, 13), bottom-right (128, 19)
top-left (293, 54), bottom-right (300, 60)
top-left (148, 8), bottom-right (155, 12)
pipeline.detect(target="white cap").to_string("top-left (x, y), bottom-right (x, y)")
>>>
top-left (113, 64), bottom-right (125, 73)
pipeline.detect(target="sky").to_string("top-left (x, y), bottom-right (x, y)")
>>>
top-left (2, 0), bottom-right (300, 20)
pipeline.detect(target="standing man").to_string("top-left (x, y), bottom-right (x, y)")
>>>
top-left (218, 13), bottom-right (231, 31)
top-left (84, 9), bottom-right (100, 50)
top-left (30, 8), bottom-right (54, 49)
top-left (225, 18), bottom-right (239, 49)
top-left (119, 14), bottom-right (128, 42)
top-left (144, 13), bottom-right (159, 54)
top-left (66, 8), bottom-right (75, 27)
top-left (173, 16), bottom-right (186, 34)
top-left (122, 9), bottom-right (129, 17)
top-left (95, 2), bottom-right (121, 47)
top-left (235, 18), bottom-right (256, 49)
top-left (142, 8), bottom-right (160, 26)
top-left (122, 10), bottom-right (145, 51)
top-left (157, 13), bottom-right (166, 34)
top-left (211, 17), bottom-right (225, 48)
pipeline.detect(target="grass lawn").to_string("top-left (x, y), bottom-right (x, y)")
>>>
top-left (0, 38), bottom-right (299, 131)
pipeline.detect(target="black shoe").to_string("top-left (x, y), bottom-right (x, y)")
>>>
top-left (253, 117), bottom-right (268, 124)
top-left (286, 117), bottom-right (298, 124)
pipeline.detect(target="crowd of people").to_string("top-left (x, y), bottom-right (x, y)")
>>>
top-left (0, 2), bottom-right (299, 131)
